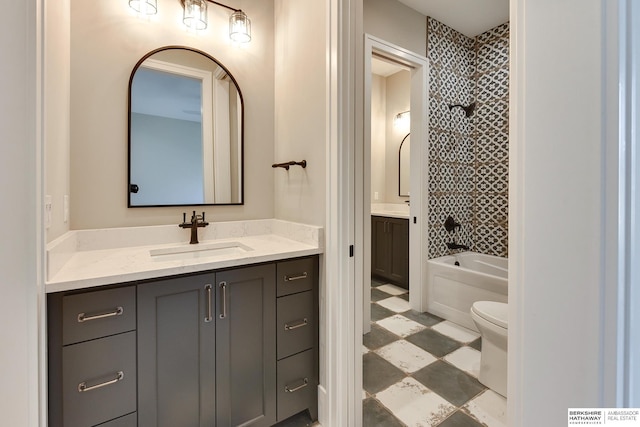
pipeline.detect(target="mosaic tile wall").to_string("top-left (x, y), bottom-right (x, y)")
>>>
top-left (427, 18), bottom-right (509, 258)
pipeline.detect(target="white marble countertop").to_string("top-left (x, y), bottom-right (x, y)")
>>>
top-left (370, 203), bottom-right (410, 219)
top-left (46, 219), bottom-right (323, 293)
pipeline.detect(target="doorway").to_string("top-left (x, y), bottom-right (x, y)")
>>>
top-left (362, 35), bottom-right (429, 333)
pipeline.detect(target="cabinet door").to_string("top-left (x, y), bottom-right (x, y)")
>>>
top-left (371, 216), bottom-right (390, 276)
top-left (216, 264), bottom-right (276, 427)
top-left (388, 218), bottom-right (409, 288)
top-left (137, 273), bottom-right (216, 427)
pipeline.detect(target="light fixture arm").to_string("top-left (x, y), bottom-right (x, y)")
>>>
top-left (205, 0), bottom-right (240, 13)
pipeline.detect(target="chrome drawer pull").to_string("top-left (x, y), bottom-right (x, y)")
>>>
top-left (285, 378), bottom-right (309, 393)
top-left (284, 272), bottom-right (308, 282)
top-left (219, 282), bottom-right (227, 319)
top-left (204, 285), bottom-right (213, 323)
top-left (284, 318), bottom-right (308, 331)
top-left (78, 371), bottom-right (124, 393)
top-left (77, 307), bottom-right (123, 323)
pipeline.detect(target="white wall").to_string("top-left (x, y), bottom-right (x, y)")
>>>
top-left (384, 70), bottom-right (410, 203)
top-left (509, 0), bottom-right (607, 423)
top-left (0, 0), bottom-right (40, 424)
top-left (371, 74), bottom-right (386, 202)
top-left (67, 0), bottom-right (275, 231)
top-left (363, 0), bottom-right (426, 56)
top-left (45, 0), bottom-right (71, 241)
top-left (273, 0), bottom-right (327, 227)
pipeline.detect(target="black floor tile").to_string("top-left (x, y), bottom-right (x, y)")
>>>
top-left (468, 337), bottom-right (482, 351)
top-left (370, 303), bottom-right (395, 322)
top-left (402, 310), bottom-right (444, 327)
top-left (363, 352), bottom-right (406, 395)
top-left (371, 277), bottom-right (385, 287)
top-left (436, 410), bottom-right (485, 427)
top-left (412, 360), bottom-right (486, 407)
top-left (405, 328), bottom-right (462, 357)
top-left (364, 324), bottom-right (400, 350)
top-left (398, 292), bottom-right (410, 301)
top-left (273, 409), bottom-right (314, 427)
top-left (362, 398), bottom-right (405, 427)
top-left (371, 288), bottom-right (391, 302)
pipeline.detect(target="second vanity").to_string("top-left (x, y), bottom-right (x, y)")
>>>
top-left (46, 219), bottom-right (323, 427)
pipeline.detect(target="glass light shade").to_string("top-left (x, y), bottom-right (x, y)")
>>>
top-left (229, 10), bottom-right (251, 43)
top-left (183, 0), bottom-right (208, 31)
top-left (129, 0), bottom-right (157, 15)
top-left (394, 111), bottom-right (410, 129)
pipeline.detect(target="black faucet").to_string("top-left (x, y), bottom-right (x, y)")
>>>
top-left (179, 211), bottom-right (209, 244)
top-left (446, 241), bottom-right (469, 251)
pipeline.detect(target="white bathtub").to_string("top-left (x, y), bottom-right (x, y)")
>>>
top-left (427, 252), bottom-right (508, 331)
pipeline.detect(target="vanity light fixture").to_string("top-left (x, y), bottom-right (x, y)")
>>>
top-left (129, 0), bottom-right (158, 15)
top-left (181, 0), bottom-right (251, 42)
top-left (393, 110), bottom-right (410, 129)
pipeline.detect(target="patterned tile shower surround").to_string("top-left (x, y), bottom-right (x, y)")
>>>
top-left (427, 19), bottom-right (510, 258)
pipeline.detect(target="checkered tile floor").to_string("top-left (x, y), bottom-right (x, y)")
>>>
top-left (363, 279), bottom-right (507, 427)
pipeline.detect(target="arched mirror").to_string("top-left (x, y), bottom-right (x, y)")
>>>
top-left (399, 133), bottom-right (410, 197)
top-left (128, 46), bottom-right (243, 207)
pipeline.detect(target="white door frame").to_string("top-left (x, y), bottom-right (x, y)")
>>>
top-left (362, 35), bottom-right (429, 333)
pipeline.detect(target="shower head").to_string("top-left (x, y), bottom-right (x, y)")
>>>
top-left (448, 102), bottom-right (476, 118)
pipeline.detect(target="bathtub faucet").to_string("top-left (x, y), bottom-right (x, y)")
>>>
top-left (446, 241), bottom-right (469, 251)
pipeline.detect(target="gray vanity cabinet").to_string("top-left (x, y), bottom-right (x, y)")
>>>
top-left (371, 215), bottom-right (409, 288)
top-left (48, 256), bottom-right (318, 427)
top-left (136, 273), bottom-right (216, 427)
top-left (137, 264), bottom-right (277, 427)
top-left (215, 264), bottom-right (276, 427)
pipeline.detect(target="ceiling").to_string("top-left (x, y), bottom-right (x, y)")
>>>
top-left (396, 0), bottom-right (509, 37)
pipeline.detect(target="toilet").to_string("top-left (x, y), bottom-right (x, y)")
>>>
top-left (470, 301), bottom-right (508, 397)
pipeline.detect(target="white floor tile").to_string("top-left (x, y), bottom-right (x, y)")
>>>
top-left (376, 314), bottom-right (426, 338)
top-left (443, 347), bottom-right (481, 377)
top-left (377, 296), bottom-right (411, 313)
top-left (375, 340), bottom-right (437, 373)
top-left (432, 320), bottom-right (480, 343)
top-left (376, 377), bottom-right (456, 426)
top-left (463, 389), bottom-right (508, 427)
top-left (377, 284), bottom-right (408, 296)
top-left (362, 345), bottom-right (369, 354)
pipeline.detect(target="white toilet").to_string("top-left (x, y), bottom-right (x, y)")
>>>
top-left (470, 301), bottom-right (508, 397)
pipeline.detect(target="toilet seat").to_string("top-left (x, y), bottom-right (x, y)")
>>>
top-left (471, 301), bottom-right (508, 329)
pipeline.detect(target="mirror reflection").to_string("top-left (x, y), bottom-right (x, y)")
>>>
top-left (129, 47), bottom-right (243, 207)
top-left (399, 133), bottom-right (410, 197)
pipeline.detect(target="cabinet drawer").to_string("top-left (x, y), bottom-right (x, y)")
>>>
top-left (63, 286), bottom-right (136, 345)
top-left (277, 291), bottom-right (314, 360)
top-left (277, 349), bottom-right (317, 422)
top-left (277, 258), bottom-right (315, 297)
top-left (96, 412), bottom-right (137, 427)
top-left (63, 332), bottom-right (137, 427)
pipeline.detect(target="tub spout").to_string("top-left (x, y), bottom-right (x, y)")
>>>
top-left (446, 241), bottom-right (469, 251)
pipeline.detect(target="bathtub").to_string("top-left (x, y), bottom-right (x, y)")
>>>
top-left (426, 252), bottom-right (508, 331)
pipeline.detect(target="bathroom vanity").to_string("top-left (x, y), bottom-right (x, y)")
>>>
top-left (370, 206), bottom-right (409, 288)
top-left (46, 220), bottom-right (322, 427)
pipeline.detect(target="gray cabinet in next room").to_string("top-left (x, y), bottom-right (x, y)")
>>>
top-left (371, 215), bottom-right (409, 288)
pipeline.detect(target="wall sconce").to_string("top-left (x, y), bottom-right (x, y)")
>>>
top-left (181, 0), bottom-right (251, 42)
top-left (128, 0), bottom-right (251, 43)
top-left (394, 110), bottom-right (410, 129)
top-left (129, 0), bottom-right (158, 15)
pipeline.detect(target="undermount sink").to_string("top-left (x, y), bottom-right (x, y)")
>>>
top-left (149, 241), bottom-right (253, 261)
